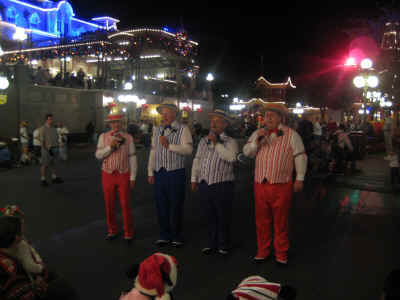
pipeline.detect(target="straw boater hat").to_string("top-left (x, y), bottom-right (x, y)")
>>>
top-left (208, 109), bottom-right (232, 124)
top-left (106, 102), bottom-right (125, 122)
top-left (260, 103), bottom-right (289, 117)
top-left (156, 102), bottom-right (179, 114)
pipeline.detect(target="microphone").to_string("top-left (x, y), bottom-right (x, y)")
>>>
top-left (257, 127), bottom-right (267, 142)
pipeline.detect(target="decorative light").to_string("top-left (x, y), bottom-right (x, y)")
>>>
top-left (0, 46), bottom-right (3, 57)
top-left (131, 75), bottom-right (136, 80)
top-left (124, 82), bottom-right (133, 90)
top-left (206, 73), bottom-right (214, 82)
top-left (345, 57), bottom-right (356, 66)
top-left (230, 104), bottom-right (245, 111)
top-left (30, 60), bottom-right (38, 65)
top-left (360, 58), bottom-right (373, 69)
top-left (179, 102), bottom-right (189, 110)
top-left (0, 76), bottom-right (10, 90)
top-left (122, 107), bottom-right (127, 112)
top-left (157, 73), bottom-right (165, 79)
top-left (353, 76), bottom-right (366, 88)
top-left (367, 75), bottom-right (379, 88)
top-left (187, 72), bottom-right (193, 78)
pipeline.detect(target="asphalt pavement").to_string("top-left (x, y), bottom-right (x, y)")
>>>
top-left (1, 143), bottom-right (399, 300)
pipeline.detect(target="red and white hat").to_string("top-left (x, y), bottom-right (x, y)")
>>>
top-left (106, 102), bottom-right (126, 122)
top-left (135, 253), bottom-right (178, 300)
top-left (231, 276), bottom-right (281, 300)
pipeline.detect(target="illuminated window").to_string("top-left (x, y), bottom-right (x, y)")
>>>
top-left (29, 12), bottom-right (40, 29)
top-left (6, 7), bottom-right (18, 24)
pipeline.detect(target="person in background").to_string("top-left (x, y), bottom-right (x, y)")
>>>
top-left (384, 151), bottom-right (399, 185)
top-left (384, 112), bottom-right (393, 158)
top-left (57, 122), bottom-right (69, 161)
top-left (243, 103), bottom-right (307, 266)
top-left (148, 102), bottom-right (193, 247)
top-left (86, 121), bottom-right (95, 144)
top-left (313, 117), bottom-right (322, 143)
top-left (191, 110), bottom-right (238, 256)
top-left (33, 122), bottom-right (42, 162)
top-left (226, 275), bottom-right (297, 300)
top-left (39, 114), bottom-right (63, 187)
top-left (19, 120), bottom-right (29, 154)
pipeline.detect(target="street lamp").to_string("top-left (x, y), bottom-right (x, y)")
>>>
top-left (206, 73), bottom-right (214, 108)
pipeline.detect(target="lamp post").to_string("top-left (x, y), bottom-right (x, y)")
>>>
top-left (206, 72), bottom-right (214, 109)
top-left (353, 58), bottom-right (379, 122)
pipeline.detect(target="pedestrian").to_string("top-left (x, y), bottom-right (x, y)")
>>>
top-left (191, 109), bottom-right (238, 256)
top-left (19, 120), bottom-right (29, 157)
top-left (120, 252), bottom-right (178, 300)
top-left (95, 105), bottom-right (137, 244)
top-left (313, 117), bottom-right (322, 142)
top-left (332, 124), bottom-right (354, 173)
top-left (384, 111), bottom-right (393, 157)
top-left (86, 121), bottom-right (95, 144)
top-left (39, 114), bottom-right (63, 187)
top-left (226, 275), bottom-right (297, 300)
top-left (384, 151), bottom-right (399, 185)
top-left (57, 122), bottom-right (69, 161)
top-left (243, 103), bottom-right (307, 265)
top-left (33, 123), bottom-right (42, 162)
top-left (147, 102), bottom-right (193, 247)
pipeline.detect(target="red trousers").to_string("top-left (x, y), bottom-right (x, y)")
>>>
top-left (254, 181), bottom-right (292, 261)
top-left (102, 171), bottom-right (133, 238)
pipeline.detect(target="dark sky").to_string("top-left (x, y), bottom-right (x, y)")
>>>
top-left (68, 1), bottom-right (382, 93)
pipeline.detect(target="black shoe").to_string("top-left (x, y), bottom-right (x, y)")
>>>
top-left (218, 249), bottom-right (229, 256)
top-left (155, 239), bottom-right (170, 247)
top-left (252, 256), bottom-right (269, 264)
top-left (106, 233), bottom-right (119, 241)
top-left (171, 241), bottom-right (184, 248)
top-left (124, 238), bottom-right (133, 245)
top-left (52, 177), bottom-right (64, 184)
top-left (275, 258), bottom-right (288, 267)
top-left (201, 247), bottom-right (216, 255)
top-left (41, 180), bottom-right (48, 187)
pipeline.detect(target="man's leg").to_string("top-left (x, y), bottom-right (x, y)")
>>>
top-left (117, 172), bottom-right (134, 239)
top-left (102, 171), bottom-right (118, 237)
top-left (169, 169), bottom-right (186, 243)
top-left (254, 182), bottom-right (273, 258)
top-left (271, 182), bottom-right (293, 263)
top-left (199, 181), bottom-right (217, 249)
top-left (154, 169), bottom-right (171, 241)
top-left (214, 181), bottom-right (234, 251)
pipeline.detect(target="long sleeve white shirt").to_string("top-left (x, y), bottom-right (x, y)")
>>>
top-left (243, 125), bottom-right (307, 181)
top-left (147, 121), bottom-right (193, 176)
top-left (95, 133), bottom-right (137, 180)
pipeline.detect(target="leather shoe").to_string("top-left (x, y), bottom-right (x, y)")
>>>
top-left (155, 239), bottom-right (170, 246)
top-left (253, 256), bottom-right (269, 264)
top-left (106, 233), bottom-right (119, 241)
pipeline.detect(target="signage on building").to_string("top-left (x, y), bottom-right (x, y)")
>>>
top-left (0, 94), bottom-right (7, 105)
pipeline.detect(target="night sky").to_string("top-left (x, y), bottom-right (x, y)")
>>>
top-left (69, 1), bottom-right (384, 95)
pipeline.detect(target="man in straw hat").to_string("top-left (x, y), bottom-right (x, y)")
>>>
top-left (95, 103), bottom-right (137, 244)
top-left (148, 102), bottom-right (193, 247)
top-left (191, 109), bottom-right (238, 256)
top-left (243, 102), bottom-right (307, 265)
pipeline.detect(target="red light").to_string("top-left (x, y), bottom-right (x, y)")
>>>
top-left (345, 57), bottom-right (356, 66)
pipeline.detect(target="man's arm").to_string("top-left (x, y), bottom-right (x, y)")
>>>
top-left (215, 138), bottom-right (239, 162)
top-left (291, 131), bottom-right (307, 181)
top-left (168, 126), bottom-right (193, 155)
top-left (128, 137), bottom-right (137, 181)
top-left (148, 129), bottom-right (157, 177)
top-left (243, 130), bottom-right (259, 158)
top-left (95, 133), bottom-right (113, 160)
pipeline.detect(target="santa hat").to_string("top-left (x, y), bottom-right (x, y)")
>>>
top-left (134, 253), bottom-right (178, 300)
top-left (230, 276), bottom-right (281, 300)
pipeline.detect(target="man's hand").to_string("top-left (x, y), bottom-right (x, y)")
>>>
top-left (293, 180), bottom-right (304, 193)
top-left (110, 139), bottom-right (119, 150)
top-left (191, 182), bottom-right (198, 192)
top-left (207, 132), bottom-right (217, 145)
top-left (256, 128), bottom-right (268, 147)
top-left (130, 180), bottom-right (135, 189)
top-left (148, 176), bottom-right (154, 184)
top-left (159, 136), bottom-right (169, 149)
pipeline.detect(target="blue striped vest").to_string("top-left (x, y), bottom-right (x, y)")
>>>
top-left (197, 136), bottom-right (235, 185)
top-left (154, 123), bottom-right (186, 172)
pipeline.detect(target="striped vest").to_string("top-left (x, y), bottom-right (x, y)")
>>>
top-left (196, 136), bottom-right (235, 185)
top-left (255, 125), bottom-right (294, 184)
top-left (154, 123), bottom-right (186, 172)
top-left (102, 131), bottom-right (132, 174)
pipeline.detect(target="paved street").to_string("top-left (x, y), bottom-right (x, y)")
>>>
top-left (1, 143), bottom-right (399, 300)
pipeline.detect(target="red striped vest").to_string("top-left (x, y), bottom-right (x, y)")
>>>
top-left (102, 131), bottom-right (132, 174)
top-left (255, 125), bottom-right (294, 184)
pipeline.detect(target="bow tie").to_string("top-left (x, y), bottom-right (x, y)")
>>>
top-left (268, 129), bottom-right (278, 135)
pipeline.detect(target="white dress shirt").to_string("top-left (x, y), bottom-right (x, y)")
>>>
top-left (243, 124), bottom-right (307, 181)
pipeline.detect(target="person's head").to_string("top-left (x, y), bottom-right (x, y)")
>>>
top-left (109, 120), bottom-right (122, 132)
top-left (57, 122), bottom-right (63, 128)
top-left (226, 276), bottom-right (296, 300)
top-left (20, 121), bottom-right (27, 128)
top-left (125, 252), bottom-right (178, 300)
top-left (209, 110), bottom-right (231, 135)
top-left (160, 107), bottom-right (177, 126)
top-left (0, 216), bottom-right (22, 249)
top-left (45, 114), bottom-right (53, 126)
top-left (382, 269), bottom-right (400, 300)
top-left (264, 110), bottom-right (282, 130)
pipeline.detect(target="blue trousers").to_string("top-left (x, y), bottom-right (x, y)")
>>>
top-left (154, 168), bottom-right (186, 242)
top-left (199, 181), bottom-right (234, 250)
